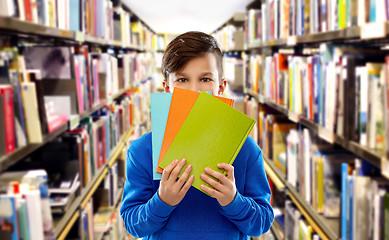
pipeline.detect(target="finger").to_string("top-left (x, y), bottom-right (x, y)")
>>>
top-left (204, 167), bottom-right (227, 184)
top-left (200, 173), bottom-right (223, 191)
top-left (200, 184), bottom-right (221, 198)
top-left (161, 159), bottom-right (178, 183)
top-left (180, 175), bottom-right (194, 194)
top-left (176, 164), bottom-right (192, 188)
top-left (169, 158), bottom-right (187, 180)
top-left (217, 163), bottom-right (235, 181)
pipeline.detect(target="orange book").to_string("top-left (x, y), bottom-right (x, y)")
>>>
top-left (156, 88), bottom-right (234, 173)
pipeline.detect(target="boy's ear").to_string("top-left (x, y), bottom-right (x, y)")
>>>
top-left (218, 79), bottom-right (227, 96)
top-left (163, 80), bottom-right (170, 93)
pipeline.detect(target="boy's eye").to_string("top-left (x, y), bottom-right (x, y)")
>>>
top-left (201, 78), bottom-right (211, 82)
top-left (177, 78), bottom-right (188, 83)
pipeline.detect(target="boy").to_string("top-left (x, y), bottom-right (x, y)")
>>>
top-left (120, 31), bottom-right (274, 239)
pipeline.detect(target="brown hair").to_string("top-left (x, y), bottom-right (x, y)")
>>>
top-left (161, 31), bottom-right (223, 81)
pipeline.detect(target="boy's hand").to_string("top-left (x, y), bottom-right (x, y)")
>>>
top-left (158, 158), bottom-right (194, 206)
top-left (200, 163), bottom-right (237, 207)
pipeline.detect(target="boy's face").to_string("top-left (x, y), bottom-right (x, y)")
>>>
top-left (163, 53), bottom-right (226, 96)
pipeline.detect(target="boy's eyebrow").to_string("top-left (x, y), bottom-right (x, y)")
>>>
top-left (175, 72), bottom-right (188, 77)
top-left (200, 72), bottom-right (214, 77)
top-left (175, 72), bottom-right (214, 77)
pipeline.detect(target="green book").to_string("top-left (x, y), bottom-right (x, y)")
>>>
top-left (159, 91), bottom-right (255, 195)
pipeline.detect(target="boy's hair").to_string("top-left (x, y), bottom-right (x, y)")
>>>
top-left (161, 31), bottom-right (223, 81)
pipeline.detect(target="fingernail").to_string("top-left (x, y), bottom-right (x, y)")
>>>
top-left (205, 167), bottom-right (209, 171)
top-left (174, 159), bottom-right (178, 164)
top-left (187, 165), bottom-right (192, 169)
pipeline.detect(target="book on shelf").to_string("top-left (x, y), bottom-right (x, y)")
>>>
top-left (0, 170), bottom-right (55, 240)
top-left (79, 200), bottom-right (95, 240)
top-left (0, 196), bottom-right (19, 240)
top-left (245, 97), bottom-right (259, 142)
top-left (246, 44), bottom-right (389, 155)
top-left (245, 0), bottom-right (389, 42)
top-left (0, 85), bottom-right (15, 155)
top-left (158, 91), bottom-right (254, 194)
top-left (284, 200), bottom-right (301, 240)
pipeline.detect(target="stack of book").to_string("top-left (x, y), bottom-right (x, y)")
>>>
top-left (150, 88), bottom-right (255, 194)
top-left (245, 0), bottom-right (389, 43)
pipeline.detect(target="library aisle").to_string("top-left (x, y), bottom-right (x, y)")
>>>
top-left (1, 0), bottom-right (389, 240)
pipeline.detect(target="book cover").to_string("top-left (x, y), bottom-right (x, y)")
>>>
top-left (23, 0), bottom-right (32, 21)
top-left (73, 56), bottom-right (85, 114)
top-left (302, 128), bottom-right (312, 203)
top-left (159, 91), bottom-right (254, 194)
top-left (69, 0), bottom-right (80, 31)
top-left (23, 46), bottom-right (72, 79)
top-left (322, 153), bottom-right (354, 218)
top-left (366, 63), bottom-right (384, 150)
top-left (9, 70), bottom-right (27, 149)
top-left (0, 0), bottom-right (16, 17)
top-left (353, 175), bottom-right (371, 240)
top-left (0, 196), bottom-right (19, 240)
top-left (156, 88), bottom-right (234, 174)
top-left (29, 70), bottom-right (49, 135)
top-left (16, 199), bottom-right (30, 240)
top-left (299, 219), bottom-right (312, 240)
top-left (21, 82), bottom-right (43, 143)
top-left (273, 123), bottom-right (296, 170)
top-left (150, 93), bottom-right (172, 180)
top-left (385, 57), bottom-right (389, 159)
top-left (0, 85), bottom-right (15, 154)
top-left (340, 163), bottom-right (350, 240)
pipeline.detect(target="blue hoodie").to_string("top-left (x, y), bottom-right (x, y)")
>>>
top-left (120, 132), bottom-right (274, 240)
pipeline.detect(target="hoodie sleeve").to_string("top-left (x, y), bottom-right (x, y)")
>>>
top-left (120, 142), bottom-right (176, 238)
top-left (219, 140), bottom-right (274, 237)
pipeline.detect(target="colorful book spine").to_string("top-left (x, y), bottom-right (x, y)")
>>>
top-left (0, 85), bottom-right (16, 154)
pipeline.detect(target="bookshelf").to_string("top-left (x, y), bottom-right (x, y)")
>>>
top-left (0, 16), bottom-right (147, 51)
top-left (0, 1), bottom-right (158, 240)
top-left (54, 126), bottom-right (134, 240)
top-left (0, 86), bottom-right (133, 172)
top-left (244, 88), bottom-right (385, 170)
top-left (93, 187), bottom-right (124, 240)
top-left (234, 0), bottom-right (389, 239)
top-left (264, 157), bottom-right (338, 240)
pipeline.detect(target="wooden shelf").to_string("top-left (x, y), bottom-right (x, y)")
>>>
top-left (246, 23), bottom-right (389, 50)
top-left (54, 125), bottom-right (135, 240)
top-left (270, 220), bottom-right (284, 240)
top-left (0, 17), bottom-right (144, 50)
top-left (264, 157), bottom-right (339, 240)
top-left (244, 90), bottom-right (386, 169)
top-left (93, 188), bottom-right (124, 240)
top-left (0, 123), bottom-right (68, 172)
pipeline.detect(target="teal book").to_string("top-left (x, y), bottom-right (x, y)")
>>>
top-left (69, 0), bottom-right (80, 31)
top-left (159, 91), bottom-right (255, 195)
top-left (151, 93), bottom-right (172, 180)
top-left (17, 199), bottom-right (31, 240)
